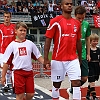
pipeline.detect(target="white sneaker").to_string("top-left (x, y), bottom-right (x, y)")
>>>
top-left (67, 88), bottom-right (73, 100)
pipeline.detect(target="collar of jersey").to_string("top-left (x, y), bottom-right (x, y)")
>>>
top-left (14, 39), bottom-right (26, 43)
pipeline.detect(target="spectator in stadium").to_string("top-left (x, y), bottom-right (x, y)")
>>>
top-left (96, 0), bottom-right (100, 13)
top-left (86, 33), bottom-right (100, 100)
top-left (44, 0), bottom-right (82, 99)
top-left (0, 11), bottom-right (15, 90)
top-left (0, 0), bottom-right (3, 9)
top-left (21, 0), bottom-right (28, 7)
top-left (10, 0), bottom-right (16, 7)
top-left (67, 6), bottom-right (91, 100)
top-left (27, 0), bottom-right (32, 7)
top-left (8, 5), bottom-right (15, 13)
top-left (48, 2), bottom-right (55, 12)
top-left (16, 0), bottom-right (22, 11)
top-left (93, 5), bottom-right (99, 14)
top-left (1, 22), bottom-right (44, 100)
top-left (81, 0), bottom-right (87, 6)
top-left (28, 5), bottom-right (36, 13)
top-left (23, 5), bottom-right (29, 13)
top-left (17, 5), bottom-right (22, 12)
top-left (3, 5), bottom-right (9, 12)
top-left (33, 0), bottom-right (40, 7)
top-left (37, 6), bottom-right (43, 13)
top-left (1, 0), bottom-right (7, 10)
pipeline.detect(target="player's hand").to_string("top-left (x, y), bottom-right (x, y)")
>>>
top-left (1, 77), bottom-right (6, 86)
top-left (87, 55), bottom-right (91, 62)
top-left (43, 59), bottom-right (51, 69)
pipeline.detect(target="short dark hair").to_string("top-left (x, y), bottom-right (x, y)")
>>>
top-left (3, 11), bottom-right (12, 17)
top-left (75, 6), bottom-right (86, 15)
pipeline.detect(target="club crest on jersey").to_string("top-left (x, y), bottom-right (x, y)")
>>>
top-left (19, 47), bottom-right (27, 56)
top-left (83, 27), bottom-right (86, 32)
top-left (11, 29), bottom-right (14, 34)
top-left (74, 25), bottom-right (77, 32)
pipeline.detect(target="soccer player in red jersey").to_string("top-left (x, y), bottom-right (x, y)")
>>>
top-left (0, 11), bottom-right (15, 89)
top-left (1, 22), bottom-right (44, 100)
top-left (44, 0), bottom-right (82, 100)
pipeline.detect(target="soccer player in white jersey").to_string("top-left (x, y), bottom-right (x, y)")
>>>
top-left (1, 22), bottom-right (44, 100)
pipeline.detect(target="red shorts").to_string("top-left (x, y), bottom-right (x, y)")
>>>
top-left (14, 70), bottom-right (34, 94)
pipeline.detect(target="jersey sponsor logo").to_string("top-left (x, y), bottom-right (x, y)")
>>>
top-left (62, 33), bottom-right (76, 37)
top-left (18, 47), bottom-right (27, 56)
top-left (81, 38), bottom-right (85, 41)
top-left (67, 23), bottom-right (71, 25)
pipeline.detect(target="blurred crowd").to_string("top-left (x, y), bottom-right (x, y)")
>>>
top-left (79, 0), bottom-right (100, 16)
top-left (0, 0), bottom-right (100, 16)
top-left (0, 0), bottom-right (62, 15)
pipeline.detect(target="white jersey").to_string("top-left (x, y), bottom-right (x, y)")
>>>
top-left (3, 39), bottom-right (42, 71)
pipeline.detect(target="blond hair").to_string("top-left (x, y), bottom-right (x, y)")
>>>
top-left (15, 22), bottom-right (28, 30)
top-left (90, 33), bottom-right (99, 42)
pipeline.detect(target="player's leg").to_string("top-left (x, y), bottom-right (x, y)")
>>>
top-left (66, 59), bottom-right (81, 100)
top-left (0, 53), bottom-right (3, 82)
top-left (81, 60), bottom-right (88, 85)
top-left (67, 59), bottom-right (88, 99)
top-left (51, 60), bottom-right (65, 99)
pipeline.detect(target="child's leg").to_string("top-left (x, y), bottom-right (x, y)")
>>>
top-left (25, 93), bottom-right (34, 100)
top-left (86, 84), bottom-right (90, 97)
top-left (16, 93), bottom-right (24, 100)
top-left (90, 82), bottom-right (97, 99)
top-left (25, 71), bottom-right (34, 100)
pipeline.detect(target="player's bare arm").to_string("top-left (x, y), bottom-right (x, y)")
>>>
top-left (76, 39), bottom-right (82, 64)
top-left (1, 63), bottom-right (8, 85)
top-left (86, 36), bottom-right (91, 61)
top-left (44, 37), bottom-right (52, 69)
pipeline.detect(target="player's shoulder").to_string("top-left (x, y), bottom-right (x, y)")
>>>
top-left (10, 23), bottom-right (15, 27)
top-left (0, 23), bottom-right (4, 28)
top-left (72, 18), bottom-right (81, 26)
top-left (50, 15), bottom-right (63, 23)
top-left (82, 20), bottom-right (89, 25)
top-left (72, 18), bottom-right (81, 24)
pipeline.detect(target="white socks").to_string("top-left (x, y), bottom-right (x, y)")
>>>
top-left (73, 87), bottom-right (81, 100)
top-left (52, 86), bottom-right (59, 98)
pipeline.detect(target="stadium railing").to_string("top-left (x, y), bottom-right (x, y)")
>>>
top-left (0, 11), bottom-right (95, 26)
top-left (0, 12), bottom-right (32, 23)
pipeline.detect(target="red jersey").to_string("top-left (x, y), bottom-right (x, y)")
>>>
top-left (45, 15), bottom-right (81, 61)
top-left (97, 1), bottom-right (100, 8)
top-left (0, 23), bottom-right (15, 54)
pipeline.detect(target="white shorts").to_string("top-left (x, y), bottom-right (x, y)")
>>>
top-left (51, 59), bottom-right (81, 82)
top-left (0, 53), bottom-right (3, 67)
